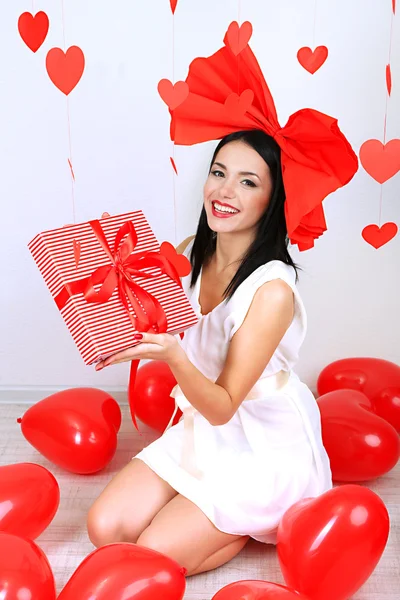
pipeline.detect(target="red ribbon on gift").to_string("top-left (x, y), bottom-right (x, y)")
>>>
top-left (54, 219), bottom-right (183, 334)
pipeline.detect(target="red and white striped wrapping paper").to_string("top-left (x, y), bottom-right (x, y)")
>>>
top-left (28, 211), bottom-right (198, 365)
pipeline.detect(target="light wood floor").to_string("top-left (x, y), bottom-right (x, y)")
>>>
top-left (1, 403), bottom-right (399, 598)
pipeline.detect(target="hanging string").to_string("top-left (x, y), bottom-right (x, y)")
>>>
top-left (312, 0), bottom-right (318, 48)
top-left (61, 0), bottom-right (76, 223)
top-left (237, 0), bottom-right (241, 94)
top-left (171, 9), bottom-right (177, 245)
top-left (378, 2), bottom-right (396, 226)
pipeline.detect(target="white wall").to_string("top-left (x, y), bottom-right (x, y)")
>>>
top-left (1, 0), bottom-right (399, 401)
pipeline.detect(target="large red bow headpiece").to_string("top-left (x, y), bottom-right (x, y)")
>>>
top-left (169, 23), bottom-right (359, 250)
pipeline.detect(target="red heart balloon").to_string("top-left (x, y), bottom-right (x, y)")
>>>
top-left (0, 463), bottom-right (59, 539)
top-left (317, 357), bottom-right (400, 432)
top-left (18, 11), bottom-right (49, 53)
top-left (58, 543), bottom-right (186, 600)
top-left (46, 46), bottom-right (85, 95)
top-left (0, 532), bottom-right (56, 599)
top-left (277, 485), bottom-right (390, 600)
top-left (317, 389), bottom-right (399, 481)
top-left (297, 46), bottom-right (328, 74)
top-left (18, 388), bottom-right (121, 474)
top-left (212, 580), bottom-right (310, 599)
top-left (129, 361), bottom-right (181, 432)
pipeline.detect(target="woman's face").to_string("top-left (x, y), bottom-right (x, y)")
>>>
top-left (203, 140), bottom-right (273, 236)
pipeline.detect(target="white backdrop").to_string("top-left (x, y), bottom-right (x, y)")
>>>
top-left (1, 0), bottom-right (399, 401)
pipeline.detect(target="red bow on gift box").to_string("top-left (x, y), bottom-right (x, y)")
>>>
top-left (54, 220), bottom-right (185, 334)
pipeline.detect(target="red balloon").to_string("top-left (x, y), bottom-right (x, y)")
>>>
top-left (18, 388), bottom-right (121, 474)
top-left (212, 580), bottom-right (310, 599)
top-left (130, 361), bottom-right (182, 432)
top-left (0, 532), bottom-right (56, 599)
top-left (317, 357), bottom-right (400, 432)
top-left (277, 485), bottom-right (390, 600)
top-left (58, 543), bottom-right (187, 600)
top-left (0, 463), bottom-right (59, 539)
top-left (317, 389), bottom-right (400, 481)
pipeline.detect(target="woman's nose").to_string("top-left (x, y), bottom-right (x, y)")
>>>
top-left (218, 178), bottom-right (235, 198)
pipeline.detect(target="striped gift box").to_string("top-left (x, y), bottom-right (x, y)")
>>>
top-left (28, 211), bottom-right (198, 365)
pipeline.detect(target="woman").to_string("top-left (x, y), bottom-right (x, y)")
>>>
top-left (88, 129), bottom-right (333, 575)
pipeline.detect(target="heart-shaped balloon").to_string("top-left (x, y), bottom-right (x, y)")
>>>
top-left (0, 532), bottom-right (56, 599)
top-left (129, 361), bottom-right (181, 432)
top-left (277, 485), bottom-right (390, 600)
top-left (212, 580), bottom-right (310, 599)
top-left (0, 463), bottom-right (59, 539)
top-left (317, 357), bottom-right (400, 432)
top-left (18, 388), bottom-right (121, 474)
top-left (58, 543), bottom-right (186, 599)
top-left (317, 389), bottom-right (399, 481)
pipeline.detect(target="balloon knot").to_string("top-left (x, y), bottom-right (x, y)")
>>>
top-left (180, 567), bottom-right (187, 576)
top-left (17, 417), bottom-right (22, 424)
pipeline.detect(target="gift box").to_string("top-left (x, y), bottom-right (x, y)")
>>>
top-left (28, 211), bottom-right (198, 365)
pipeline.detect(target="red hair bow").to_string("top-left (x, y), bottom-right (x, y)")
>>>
top-left (169, 23), bottom-right (358, 251)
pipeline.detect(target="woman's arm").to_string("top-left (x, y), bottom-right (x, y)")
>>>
top-left (168, 278), bottom-right (294, 425)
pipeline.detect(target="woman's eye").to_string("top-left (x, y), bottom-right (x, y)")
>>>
top-left (211, 170), bottom-right (224, 177)
top-left (242, 179), bottom-right (256, 187)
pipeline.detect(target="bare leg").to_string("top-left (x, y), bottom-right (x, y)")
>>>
top-left (87, 458), bottom-right (177, 547)
top-left (136, 494), bottom-right (248, 575)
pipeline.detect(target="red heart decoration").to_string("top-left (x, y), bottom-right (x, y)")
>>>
top-left (58, 543), bottom-right (186, 600)
top-left (297, 46), bottom-right (328, 74)
top-left (212, 580), bottom-right (310, 599)
top-left (317, 357), bottom-right (400, 433)
top-left (160, 241), bottom-right (191, 276)
top-left (18, 388), bottom-right (121, 474)
top-left (72, 239), bottom-right (81, 268)
top-left (224, 89), bottom-right (254, 119)
top-left (46, 46), bottom-right (85, 95)
top-left (170, 0), bottom-right (179, 14)
top-left (386, 64), bottom-right (392, 95)
top-left (317, 389), bottom-right (400, 481)
top-left (18, 11), bottom-right (49, 53)
top-left (277, 485), bottom-right (390, 600)
top-left (170, 156), bottom-right (178, 174)
top-left (158, 79), bottom-right (189, 110)
top-left (225, 21), bottom-right (253, 56)
top-left (359, 138), bottom-right (400, 183)
top-left (0, 463), bottom-right (59, 539)
top-left (0, 532), bottom-right (56, 599)
top-left (362, 222), bottom-right (398, 248)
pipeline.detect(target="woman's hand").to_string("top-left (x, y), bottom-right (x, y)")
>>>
top-left (95, 332), bottom-right (186, 371)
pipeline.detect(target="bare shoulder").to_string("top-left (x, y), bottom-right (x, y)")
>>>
top-left (175, 235), bottom-right (195, 254)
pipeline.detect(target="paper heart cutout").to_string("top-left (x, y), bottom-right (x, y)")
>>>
top-left (0, 533), bottom-right (56, 599)
top-left (297, 46), bottom-right (328, 74)
top-left (58, 543), bottom-right (186, 600)
top-left (170, 0), bottom-right (179, 14)
top-left (0, 463), bottom-right (59, 540)
top-left (46, 46), bottom-right (85, 95)
top-left (317, 357), bottom-right (400, 433)
top-left (212, 580), bottom-right (309, 599)
top-left (160, 241), bottom-right (191, 276)
top-left (386, 64), bottom-right (392, 95)
top-left (158, 79), bottom-right (189, 110)
top-left (18, 388), bottom-right (121, 474)
top-left (362, 222), bottom-right (398, 248)
top-left (359, 138), bottom-right (400, 183)
top-left (225, 21), bottom-right (253, 56)
top-left (18, 11), bottom-right (49, 53)
top-left (277, 485), bottom-right (390, 600)
top-left (224, 89), bottom-right (254, 119)
top-left (170, 156), bottom-right (178, 174)
top-left (317, 389), bottom-right (400, 481)
top-left (72, 239), bottom-right (81, 268)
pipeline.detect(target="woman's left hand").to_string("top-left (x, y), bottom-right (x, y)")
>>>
top-left (95, 332), bottom-right (185, 371)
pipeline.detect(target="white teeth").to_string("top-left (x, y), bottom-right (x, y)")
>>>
top-left (213, 202), bottom-right (239, 214)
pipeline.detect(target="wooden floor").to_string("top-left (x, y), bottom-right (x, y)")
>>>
top-left (1, 402), bottom-right (399, 598)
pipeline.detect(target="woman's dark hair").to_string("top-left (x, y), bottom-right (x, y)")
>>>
top-left (189, 129), bottom-right (301, 300)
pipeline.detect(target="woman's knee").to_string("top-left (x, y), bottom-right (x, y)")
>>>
top-left (136, 527), bottom-right (194, 571)
top-left (87, 501), bottom-right (138, 547)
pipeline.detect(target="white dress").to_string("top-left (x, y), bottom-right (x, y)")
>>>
top-left (135, 239), bottom-right (332, 543)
